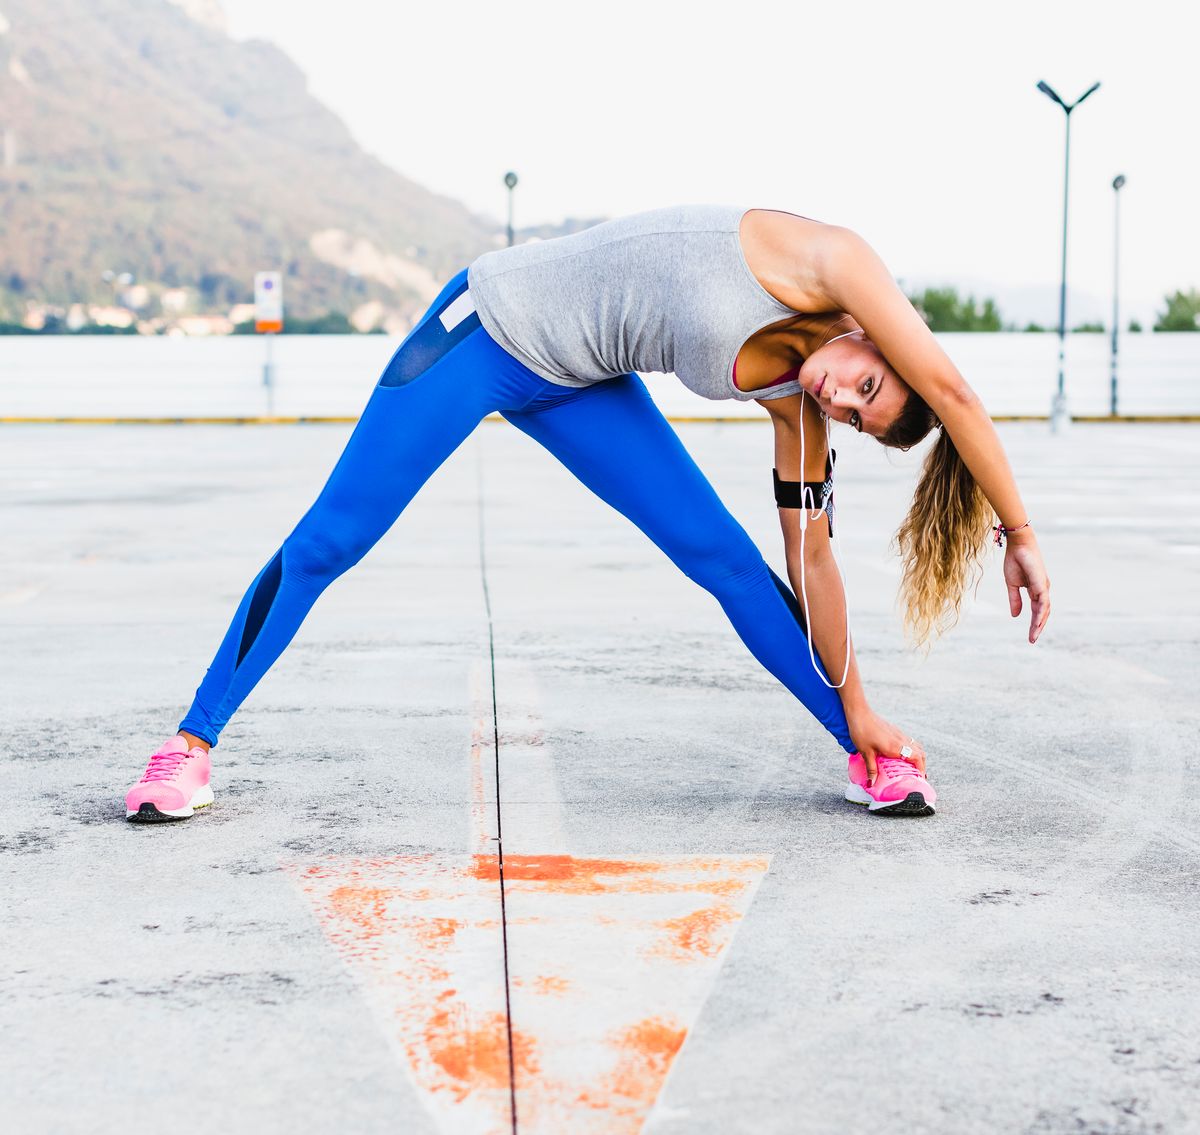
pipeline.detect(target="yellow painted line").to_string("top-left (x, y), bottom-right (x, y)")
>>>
top-left (0, 416), bottom-right (360, 424)
top-left (3, 414), bottom-right (1199, 425)
top-left (1071, 415), bottom-right (1200, 423)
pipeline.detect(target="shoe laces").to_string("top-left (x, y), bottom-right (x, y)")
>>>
top-left (140, 749), bottom-right (191, 783)
top-left (877, 755), bottom-right (923, 782)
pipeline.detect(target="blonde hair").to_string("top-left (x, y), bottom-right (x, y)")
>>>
top-left (882, 398), bottom-right (993, 646)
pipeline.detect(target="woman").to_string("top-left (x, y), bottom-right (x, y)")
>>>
top-left (124, 206), bottom-right (1050, 823)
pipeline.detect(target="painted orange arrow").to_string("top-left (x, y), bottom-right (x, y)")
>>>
top-left (289, 852), bottom-right (767, 1133)
top-left (287, 661), bottom-right (770, 1132)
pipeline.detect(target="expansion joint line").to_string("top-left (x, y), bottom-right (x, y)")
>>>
top-left (476, 445), bottom-right (519, 1134)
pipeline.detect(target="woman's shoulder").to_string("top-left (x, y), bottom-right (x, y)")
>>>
top-left (739, 209), bottom-right (851, 313)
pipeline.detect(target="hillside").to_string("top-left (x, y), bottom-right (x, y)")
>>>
top-left (0, 0), bottom-right (504, 328)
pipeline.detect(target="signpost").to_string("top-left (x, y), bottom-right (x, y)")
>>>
top-left (254, 271), bottom-right (283, 416)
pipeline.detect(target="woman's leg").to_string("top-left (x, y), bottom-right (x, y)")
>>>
top-left (503, 374), bottom-right (855, 753)
top-left (177, 275), bottom-right (537, 746)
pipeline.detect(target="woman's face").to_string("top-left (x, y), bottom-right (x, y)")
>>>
top-left (797, 334), bottom-right (911, 438)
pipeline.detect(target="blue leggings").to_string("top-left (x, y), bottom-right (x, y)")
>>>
top-left (179, 271), bottom-right (854, 753)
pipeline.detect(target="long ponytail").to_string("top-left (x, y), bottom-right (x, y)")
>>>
top-left (881, 397), bottom-right (993, 646)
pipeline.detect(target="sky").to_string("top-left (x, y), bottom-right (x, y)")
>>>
top-left (222, 0), bottom-right (1199, 325)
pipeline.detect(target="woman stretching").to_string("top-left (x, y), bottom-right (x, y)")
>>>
top-left (124, 206), bottom-right (1051, 822)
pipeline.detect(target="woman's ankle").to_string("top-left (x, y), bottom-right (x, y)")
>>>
top-left (178, 731), bottom-right (211, 754)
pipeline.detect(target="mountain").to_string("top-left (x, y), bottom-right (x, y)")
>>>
top-left (0, 0), bottom-right (504, 329)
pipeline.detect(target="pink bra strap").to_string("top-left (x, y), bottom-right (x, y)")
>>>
top-left (733, 358), bottom-right (801, 392)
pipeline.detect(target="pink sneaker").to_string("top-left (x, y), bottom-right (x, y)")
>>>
top-left (125, 736), bottom-right (214, 822)
top-left (845, 752), bottom-right (936, 816)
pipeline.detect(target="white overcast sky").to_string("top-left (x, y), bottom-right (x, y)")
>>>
top-left (223, 0), bottom-right (1198, 324)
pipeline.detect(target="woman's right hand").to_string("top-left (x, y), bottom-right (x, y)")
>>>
top-left (1003, 533), bottom-right (1051, 644)
top-left (848, 708), bottom-right (926, 784)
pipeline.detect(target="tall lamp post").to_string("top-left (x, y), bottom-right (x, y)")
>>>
top-left (1110, 173), bottom-right (1126, 417)
top-left (1037, 78), bottom-right (1101, 433)
top-left (504, 171), bottom-right (518, 247)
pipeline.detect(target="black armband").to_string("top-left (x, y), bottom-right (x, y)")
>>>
top-left (773, 451), bottom-right (836, 534)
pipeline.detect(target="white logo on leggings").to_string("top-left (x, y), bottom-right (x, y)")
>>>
top-left (439, 290), bottom-right (476, 333)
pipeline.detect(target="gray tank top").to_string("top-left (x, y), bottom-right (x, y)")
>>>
top-left (466, 205), bottom-right (803, 403)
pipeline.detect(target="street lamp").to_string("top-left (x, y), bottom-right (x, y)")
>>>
top-left (1037, 78), bottom-right (1101, 433)
top-left (504, 171), bottom-right (518, 247)
top-left (1109, 174), bottom-right (1126, 417)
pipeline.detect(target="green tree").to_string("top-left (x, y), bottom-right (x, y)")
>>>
top-left (1072, 322), bottom-right (1105, 333)
top-left (284, 312), bottom-right (354, 335)
top-left (907, 287), bottom-right (1003, 332)
top-left (233, 311), bottom-right (355, 335)
top-left (1128, 319), bottom-right (1143, 333)
top-left (1153, 289), bottom-right (1200, 331)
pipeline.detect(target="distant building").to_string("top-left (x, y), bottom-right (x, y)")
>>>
top-left (160, 288), bottom-right (191, 315)
top-left (174, 315), bottom-right (233, 337)
top-left (121, 285), bottom-right (151, 310)
top-left (88, 305), bottom-right (137, 328)
top-left (228, 303), bottom-right (256, 325)
top-left (351, 300), bottom-right (385, 333)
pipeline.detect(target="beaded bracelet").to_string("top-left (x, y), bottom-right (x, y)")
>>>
top-left (993, 519), bottom-right (1032, 547)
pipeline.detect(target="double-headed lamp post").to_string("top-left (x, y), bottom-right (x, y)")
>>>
top-left (1037, 78), bottom-right (1101, 433)
top-left (504, 171), bottom-right (518, 247)
top-left (1110, 174), bottom-right (1126, 417)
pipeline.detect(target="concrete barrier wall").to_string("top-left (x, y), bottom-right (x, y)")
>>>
top-left (1, 332), bottom-right (1197, 419)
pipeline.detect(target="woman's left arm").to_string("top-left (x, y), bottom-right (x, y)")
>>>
top-left (763, 393), bottom-right (926, 777)
top-left (820, 228), bottom-right (1051, 643)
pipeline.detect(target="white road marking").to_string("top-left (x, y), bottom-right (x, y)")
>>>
top-left (0, 585), bottom-right (42, 604)
top-left (492, 660), bottom-right (569, 856)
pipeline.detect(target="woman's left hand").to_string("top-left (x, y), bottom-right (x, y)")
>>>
top-left (848, 709), bottom-right (926, 784)
top-left (1003, 534), bottom-right (1051, 644)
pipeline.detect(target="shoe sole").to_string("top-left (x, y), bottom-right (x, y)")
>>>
top-left (845, 784), bottom-right (935, 816)
top-left (126, 783), bottom-right (214, 823)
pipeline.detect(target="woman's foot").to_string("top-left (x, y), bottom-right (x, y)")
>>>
top-left (845, 752), bottom-right (936, 816)
top-left (125, 736), bottom-right (214, 822)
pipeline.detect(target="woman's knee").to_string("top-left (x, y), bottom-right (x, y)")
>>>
top-left (283, 520), bottom-right (377, 583)
top-left (673, 530), bottom-right (765, 595)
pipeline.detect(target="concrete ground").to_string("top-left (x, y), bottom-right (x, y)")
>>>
top-left (2, 418), bottom-right (1198, 1134)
